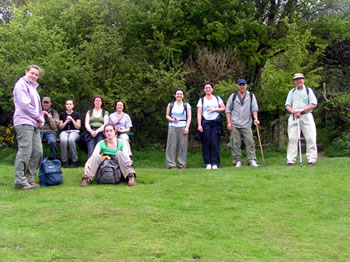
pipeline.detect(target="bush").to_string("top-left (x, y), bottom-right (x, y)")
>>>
top-left (0, 125), bottom-right (15, 150)
top-left (325, 132), bottom-right (350, 157)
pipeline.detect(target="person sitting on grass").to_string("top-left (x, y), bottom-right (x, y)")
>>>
top-left (80, 123), bottom-right (136, 187)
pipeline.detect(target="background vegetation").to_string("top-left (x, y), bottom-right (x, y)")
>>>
top-left (1, 0), bottom-right (350, 153)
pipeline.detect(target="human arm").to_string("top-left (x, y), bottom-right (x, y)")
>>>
top-left (252, 112), bottom-right (260, 126)
top-left (197, 106), bottom-right (203, 132)
top-left (166, 103), bottom-right (180, 124)
top-left (184, 107), bottom-right (191, 134)
top-left (226, 113), bottom-right (232, 131)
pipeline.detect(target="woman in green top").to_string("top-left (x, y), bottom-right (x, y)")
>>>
top-left (80, 123), bottom-right (136, 186)
top-left (85, 95), bottom-right (109, 158)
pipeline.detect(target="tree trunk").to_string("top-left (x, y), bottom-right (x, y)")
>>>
top-left (278, 111), bottom-right (285, 150)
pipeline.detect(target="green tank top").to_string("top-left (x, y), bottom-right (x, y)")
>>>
top-left (88, 109), bottom-right (109, 128)
top-left (99, 139), bottom-right (124, 155)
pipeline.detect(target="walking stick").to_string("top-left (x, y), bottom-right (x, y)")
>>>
top-left (256, 125), bottom-right (265, 164)
top-left (297, 117), bottom-right (303, 167)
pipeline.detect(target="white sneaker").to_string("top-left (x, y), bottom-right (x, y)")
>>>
top-left (249, 160), bottom-right (259, 167)
top-left (206, 164), bottom-right (212, 170)
top-left (234, 161), bottom-right (242, 168)
top-left (212, 165), bottom-right (218, 169)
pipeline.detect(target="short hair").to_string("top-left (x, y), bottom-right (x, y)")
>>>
top-left (25, 65), bottom-right (43, 76)
top-left (202, 82), bottom-right (215, 89)
top-left (92, 95), bottom-right (105, 108)
top-left (114, 100), bottom-right (126, 112)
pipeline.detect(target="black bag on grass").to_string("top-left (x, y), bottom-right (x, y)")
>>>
top-left (97, 158), bottom-right (122, 184)
top-left (39, 157), bottom-right (63, 186)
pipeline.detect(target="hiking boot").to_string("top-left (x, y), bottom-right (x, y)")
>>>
top-left (29, 183), bottom-right (40, 189)
top-left (80, 178), bottom-right (91, 187)
top-left (286, 162), bottom-right (295, 166)
top-left (127, 174), bottom-right (136, 186)
top-left (62, 162), bottom-right (69, 168)
top-left (205, 164), bottom-right (212, 170)
top-left (249, 160), bottom-right (259, 167)
top-left (234, 161), bottom-right (242, 168)
top-left (15, 184), bottom-right (35, 190)
top-left (212, 165), bottom-right (218, 169)
top-left (308, 162), bottom-right (316, 166)
top-left (71, 161), bottom-right (78, 168)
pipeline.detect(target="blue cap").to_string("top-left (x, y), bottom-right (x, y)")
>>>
top-left (237, 79), bottom-right (247, 85)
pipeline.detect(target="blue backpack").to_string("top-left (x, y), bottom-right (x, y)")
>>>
top-left (39, 157), bottom-right (63, 186)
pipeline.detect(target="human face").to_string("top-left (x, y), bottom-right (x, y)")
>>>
top-left (104, 126), bottom-right (115, 139)
top-left (42, 101), bottom-right (51, 111)
top-left (116, 102), bottom-right (124, 112)
top-left (294, 78), bottom-right (304, 89)
top-left (237, 83), bottom-right (247, 94)
top-left (174, 90), bottom-right (184, 101)
top-left (65, 100), bottom-right (74, 111)
top-left (94, 98), bottom-right (102, 108)
top-left (203, 84), bottom-right (213, 95)
top-left (25, 68), bottom-right (40, 83)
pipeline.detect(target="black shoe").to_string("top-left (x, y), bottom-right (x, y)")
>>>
top-left (308, 162), bottom-right (316, 166)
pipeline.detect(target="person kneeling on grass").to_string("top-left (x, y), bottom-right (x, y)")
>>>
top-left (80, 123), bottom-right (136, 187)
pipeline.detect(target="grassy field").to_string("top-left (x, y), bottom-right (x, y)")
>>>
top-left (0, 149), bottom-right (349, 261)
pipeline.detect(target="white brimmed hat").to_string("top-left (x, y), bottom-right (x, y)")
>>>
top-left (293, 73), bottom-right (304, 80)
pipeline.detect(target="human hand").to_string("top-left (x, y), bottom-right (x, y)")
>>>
top-left (208, 108), bottom-right (216, 113)
top-left (184, 128), bottom-right (189, 135)
top-left (66, 116), bottom-right (73, 122)
top-left (90, 131), bottom-right (97, 137)
top-left (198, 126), bottom-right (203, 133)
top-left (38, 118), bottom-right (44, 128)
top-left (254, 119), bottom-right (260, 126)
top-left (227, 123), bottom-right (232, 131)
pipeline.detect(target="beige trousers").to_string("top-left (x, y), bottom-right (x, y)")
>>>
top-left (119, 133), bottom-right (132, 156)
top-left (287, 113), bottom-right (317, 163)
top-left (83, 151), bottom-right (135, 180)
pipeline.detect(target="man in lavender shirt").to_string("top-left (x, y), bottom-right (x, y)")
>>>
top-left (13, 65), bottom-right (44, 190)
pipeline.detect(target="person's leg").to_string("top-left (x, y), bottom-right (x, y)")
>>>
top-left (287, 115), bottom-right (299, 164)
top-left (165, 126), bottom-right (177, 168)
top-left (68, 132), bottom-right (80, 163)
top-left (202, 123), bottom-right (212, 167)
top-left (46, 132), bottom-right (58, 159)
top-left (59, 131), bottom-right (69, 164)
top-left (26, 127), bottom-right (43, 184)
top-left (177, 127), bottom-right (188, 168)
top-left (301, 113), bottom-right (317, 163)
top-left (241, 127), bottom-right (257, 163)
top-left (116, 151), bottom-right (136, 185)
top-left (210, 127), bottom-right (221, 167)
top-left (119, 133), bottom-right (132, 156)
top-left (87, 136), bottom-right (96, 159)
top-left (14, 125), bottom-right (33, 187)
top-left (83, 153), bottom-right (104, 180)
top-left (231, 127), bottom-right (242, 164)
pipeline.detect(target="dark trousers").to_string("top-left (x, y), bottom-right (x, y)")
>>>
top-left (202, 121), bottom-right (221, 167)
top-left (87, 132), bottom-right (106, 158)
top-left (41, 131), bottom-right (58, 159)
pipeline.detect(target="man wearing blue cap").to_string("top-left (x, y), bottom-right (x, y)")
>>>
top-left (225, 79), bottom-right (260, 167)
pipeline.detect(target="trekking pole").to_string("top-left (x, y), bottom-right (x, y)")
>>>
top-left (297, 117), bottom-right (302, 167)
top-left (256, 125), bottom-right (265, 164)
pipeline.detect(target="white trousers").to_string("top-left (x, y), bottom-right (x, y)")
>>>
top-left (287, 113), bottom-right (317, 163)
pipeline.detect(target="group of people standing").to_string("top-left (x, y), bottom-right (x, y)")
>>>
top-left (166, 74), bottom-right (318, 169)
top-left (12, 64), bottom-right (318, 190)
top-left (12, 65), bottom-right (135, 190)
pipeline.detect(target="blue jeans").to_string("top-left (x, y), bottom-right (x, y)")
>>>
top-left (41, 131), bottom-right (58, 159)
top-left (87, 132), bottom-right (105, 158)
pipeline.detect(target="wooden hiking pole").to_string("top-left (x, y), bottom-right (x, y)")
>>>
top-left (256, 125), bottom-right (265, 164)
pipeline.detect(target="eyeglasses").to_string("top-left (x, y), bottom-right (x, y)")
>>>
top-left (43, 101), bottom-right (50, 104)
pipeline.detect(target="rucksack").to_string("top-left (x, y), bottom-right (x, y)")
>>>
top-left (38, 157), bottom-right (63, 186)
top-left (96, 158), bottom-right (122, 184)
top-left (229, 91), bottom-right (254, 113)
top-left (169, 102), bottom-right (189, 122)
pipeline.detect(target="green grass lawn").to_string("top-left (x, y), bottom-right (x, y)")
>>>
top-left (0, 150), bottom-right (349, 261)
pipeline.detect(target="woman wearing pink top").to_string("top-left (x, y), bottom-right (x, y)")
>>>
top-left (13, 65), bottom-right (44, 190)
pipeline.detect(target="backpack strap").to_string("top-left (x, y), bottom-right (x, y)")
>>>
top-left (229, 93), bottom-right (238, 112)
top-left (170, 101), bottom-right (188, 122)
top-left (291, 86), bottom-right (309, 107)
